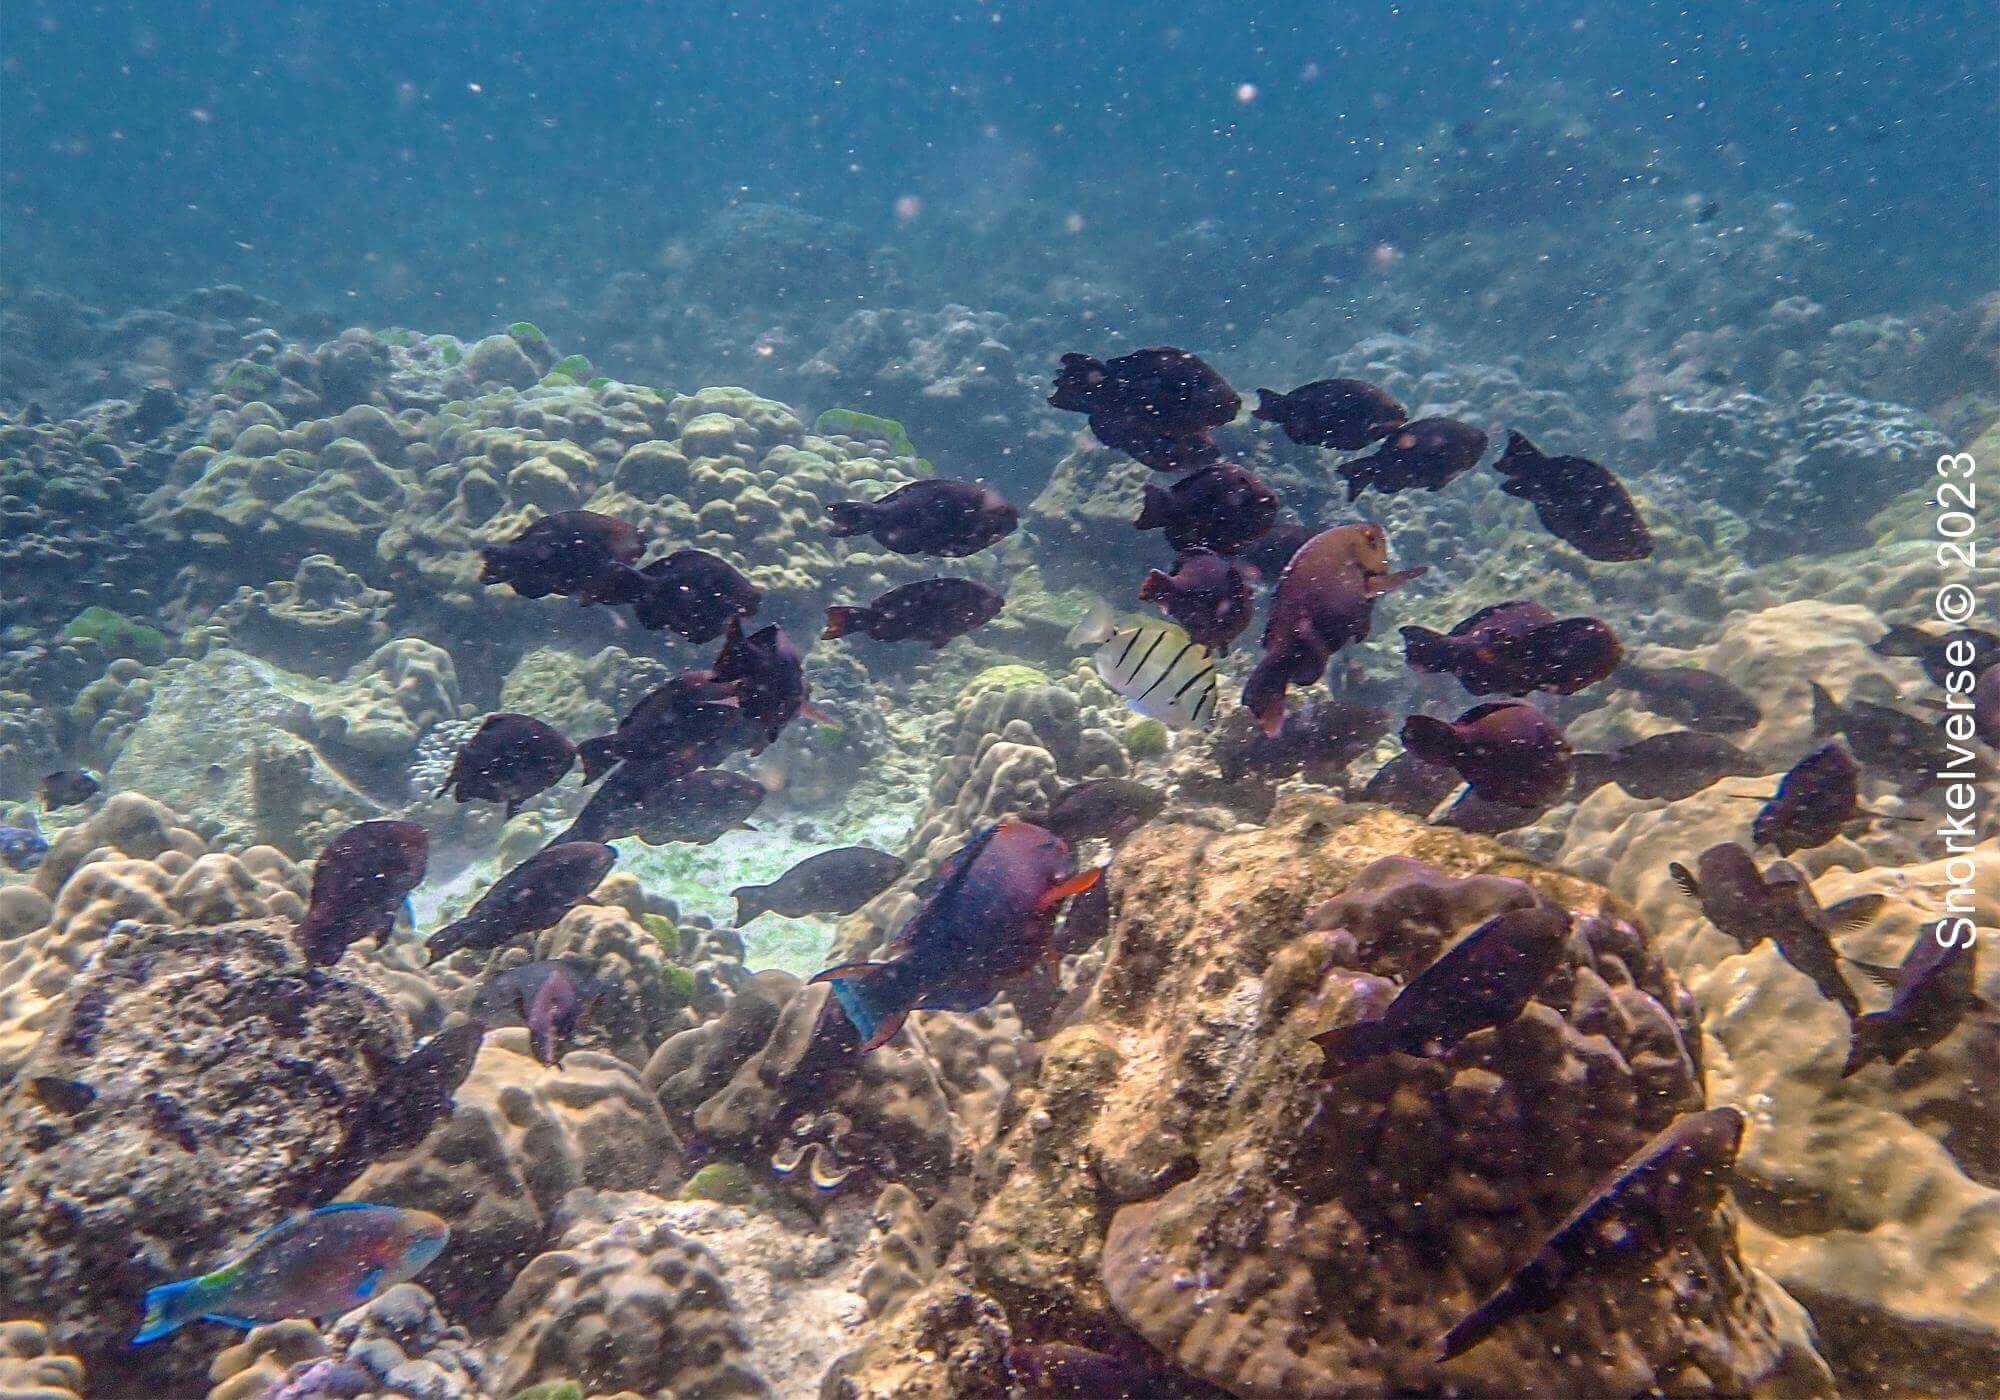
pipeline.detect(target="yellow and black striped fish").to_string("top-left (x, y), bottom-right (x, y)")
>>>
top-left (1091, 621), bottom-right (1219, 728)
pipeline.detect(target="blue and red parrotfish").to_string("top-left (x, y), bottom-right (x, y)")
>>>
top-left (810, 823), bottom-right (1101, 1052)
top-left (132, 1203), bottom-right (448, 1344)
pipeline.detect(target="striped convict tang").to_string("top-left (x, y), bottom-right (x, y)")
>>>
top-left (1090, 621), bottom-right (1220, 728)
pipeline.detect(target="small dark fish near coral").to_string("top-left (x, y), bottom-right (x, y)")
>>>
top-left (480, 509), bottom-right (646, 604)
top-left (1004, 1341), bottom-right (1157, 1399)
top-left (330, 1018), bottom-right (486, 1169)
top-left (40, 768), bottom-right (102, 809)
top-left (559, 757), bottom-right (762, 847)
top-left (1243, 523), bottom-right (1425, 736)
top-left (1570, 731), bottom-right (1758, 802)
top-left (1870, 622), bottom-right (2000, 687)
top-left (1033, 778), bottom-right (1167, 846)
top-left (577, 670), bottom-right (742, 785)
top-left (1337, 417), bottom-right (1488, 501)
top-left (812, 822), bottom-right (1100, 1051)
top-left (0, 826), bottom-right (49, 872)
top-left (133, 1203), bottom-right (450, 1344)
top-left (1811, 681), bottom-right (1967, 793)
top-left (1753, 741), bottom-right (1863, 854)
top-left (1252, 378), bottom-right (1407, 450)
top-left (1212, 700), bottom-right (1389, 785)
top-left (428, 841), bottom-right (615, 958)
top-left (1667, 843), bottom-right (1874, 1018)
top-left (823, 577), bottom-right (1004, 648)
top-left (1313, 903), bottom-right (1571, 1076)
top-left (1401, 701), bottom-right (1574, 809)
top-left (1138, 548), bottom-right (1254, 653)
top-left (1843, 931), bottom-right (1987, 1076)
top-left (1360, 750), bottom-right (1465, 818)
top-left (732, 846), bottom-right (908, 925)
top-left (1613, 663), bottom-right (1761, 733)
top-left (437, 714), bottom-right (575, 819)
top-left (471, 958), bottom-right (606, 1066)
top-left (629, 548), bottom-right (762, 641)
top-left (1401, 601), bottom-right (1622, 697)
top-left (1134, 461), bottom-right (1278, 555)
top-left (1436, 1107), bottom-right (1744, 1361)
top-left (296, 820), bottom-right (430, 967)
top-left (1049, 346), bottom-right (1241, 471)
top-left (1492, 430), bottom-right (1653, 562)
top-left (824, 478), bottom-right (1018, 557)
top-left (712, 617), bottom-right (816, 748)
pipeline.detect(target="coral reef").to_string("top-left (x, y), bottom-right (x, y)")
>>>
top-left (205, 1284), bottom-right (490, 1400)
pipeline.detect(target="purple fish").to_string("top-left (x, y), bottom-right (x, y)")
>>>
top-left (824, 478), bottom-right (1018, 557)
top-left (1492, 431), bottom-right (1653, 562)
top-left (1401, 601), bottom-right (1622, 697)
top-left (1133, 462), bottom-right (1278, 555)
top-left (712, 617), bottom-right (816, 748)
top-left (577, 671), bottom-right (742, 785)
top-left (1252, 378), bottom-right (1406, 450)
top-left (629, 549), bottom-right (762, 641)
top-left (1401, 701), bottom-right (1573, 809)
top-left (1843, 930), bottom-right (1987, 1075)
top-left (1138, 548), bottom-right (1254, 652)
top-left (823, 577), bottom-right (1004, 648)
top-left (1050, 347), bottom-right (1240, 472)
top-left (1338, 417), bottom-right (1488, 500)
top-left (427, 841), bottom-right (614, 958)
top-left (479, 510), bottom-right (646, 604)
top-left (437, 714), bottom-right (575, 818)
top-left (296, 821), bottom-right (430, 967)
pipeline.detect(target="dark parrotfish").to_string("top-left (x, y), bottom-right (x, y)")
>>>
top-left (40, 769), bottom-right (102, 809)
top-left (470, 958), bottom-right (606, 1066)
top-left (1401, 601), bottom-right (1622, 697)
top-left (1004, 1341), bottom-right (1157, 1399)
top-left (1810, 682), bottom-right (1968, 793)
top-left (1843, 931), bottom-right (1987, 1076)
top-left (479, 510), bottom-right (646, 604)
top-left (1212, 700), bottom-right (1390, 785)
top-left (295, 820), bottom-right (430, 967)
top-left (1133, 462), bottom-right (1279, 555)
top-left (1492, 430), bottom-right (1654, 562)
top-left (1138, 548), bottom-right (1255, 652)
top-left (1032, 778), bottom-right (1166, 845)
top-left (1753, 741), bottom-right (1862, 854)
top-left (712, 617), bottom-right (816, 748)
top-left (1049, 346), bottom-right (1241, 472)
top-left (1242, 523), bottom-right (1425, 736)
top-left (731, 846), bottom-right (908, 925)
top-left (629, 549), bottom-right (762, 641)
top-left (1313, 904), bottom-right (1572, 1076)
top-left (1570, 731), bottom-right (1759, 802)
top-left (1401, 701), bottom-right (1574, 809)
top-left (576, 671), bottom-right (742, 785)
top-left (427, 841), bottom-right (615, 958)
top-left (557, 758), bottom-right (763, 847)
top-left (1239, 517), bottom-right (1316, 581)
top-left (1336, 417), bottom-right (1488, 501)
top-left (824, 478), bottom-right (1018, 558)
top-left (1870, 622), bottom-right (2000, 687)
top-left (1613, 663), bottom-right (1762, 733)
top-left (1666, 843), bottom-right (1872, 1017)
top-left (1252, 378), bottom-right (1407, 450)
top-left (327, 1018), bottom-right (486, 1170)
top-left (1436, 1107), bottom-right (1745, 1361)
top-left (823, 577), bottom-right (1004, 648)
top-left (436, 714), bottom-right (575, 819)
top-left (811, 822), bottom-right (1100, 1051)
top-left (1436, 789), bottom-right (1546, 835)
top-left (1361, 750), bottom-right (1464, 818)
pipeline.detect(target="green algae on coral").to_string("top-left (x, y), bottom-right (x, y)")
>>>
top-left (506, 321), bottom-right (546, 344)
top-left (681, 1160), bottom-right (757, 1204)
top-left (813, 407), bottom-right (931, 471)
top-left (508, 1383), bottom-right (582, 1400)
top-left (659, 959), bottom-right (697, 1013)
top-left (956, 663), bottom-right (1049, 704)
top-left (64, 607), bottom-right (168, 663)
top-left (1124, 717), bottom-right (1170, 758)
top-left (544, 354), bottom-right (592, 385)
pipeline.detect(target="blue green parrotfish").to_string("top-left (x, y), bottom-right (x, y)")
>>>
top-left (132, 1203), bottom-right (449, 1344)
top-left (811, 822), bottom-right (1100, 1052)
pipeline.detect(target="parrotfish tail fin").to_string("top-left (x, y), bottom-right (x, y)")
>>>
top-left (1809, 682), bottom-right (1842, 738)
top-left (1841, 1011), bottom-right (1892, 1077)
top-left (1311, 1016), bottom-right (1392, 1078)
top-left (824, 501), bottom-right (873, 537)
top-left (1400, 625), bottom-right (1450, 674)
top-left (1843, 957), bottom-right (1902, 991)
top-left (133, 1278), bottom-right (204, 1345)
top-left (1251, 387), bottom-right (1282, 422)
top-left (732, 885), bottom-right (768, 927)
top-left (1667, 862), bottom-right (1701, 903)
top-left (576, 736), bottom-right (617, 785)
top-left (810, 961), bottom-right (910, 1052)
top-left (822, 606), bottom-right (869, 641)
top-left (1367, 565), bottom-right (1426, 598)
top-left (1036, 864), bottom-right (1103, 915)
top-left (1824, 894), bottom-right (1888, 933)
top-left (1137, 569), bottom-right (1171, 605)
top-left (1870, 623), bottom-right (1925, 659)
top-left (1499, 429), bottom-right (1544, 472)
top-left (1134, 483), bottom-right (1171, 531)
top-left (1064, 598), bottom-right (1117, 649)
top-left (1241, 658), bottom-right (1289, 739)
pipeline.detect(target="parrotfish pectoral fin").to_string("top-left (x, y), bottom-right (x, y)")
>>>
top-left (356, 1266), bottom-right (384, 1301)
top-left (132, 1279), bottom-right (201, 1344)
top-left (1367, 565), bottom-right (1427, 597)
top-left (1036, 865), bottom-right (1103, 915)
top-left (810, 961), bottom-right (909, 1051)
